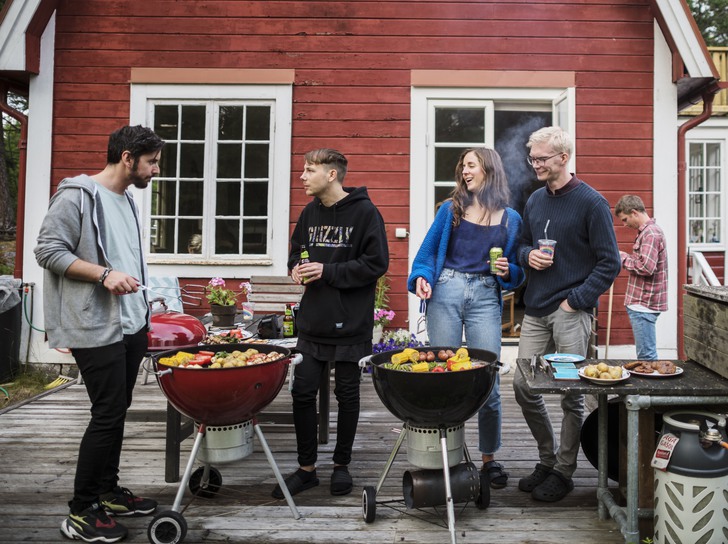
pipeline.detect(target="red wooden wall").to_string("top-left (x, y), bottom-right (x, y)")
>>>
top-left (48, 0), bottom-right (658, 344)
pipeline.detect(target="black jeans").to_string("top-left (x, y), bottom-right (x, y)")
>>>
top-left (291, 353), bottom-right (360, 467)
top-left (69, 327), bottom-right (148, 512)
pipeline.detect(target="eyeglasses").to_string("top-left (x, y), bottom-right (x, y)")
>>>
top-left (526, 153), bottom-right (562, 167)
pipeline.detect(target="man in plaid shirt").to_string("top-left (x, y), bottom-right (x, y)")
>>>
top-left (615, 195), bottom-right (668, 360)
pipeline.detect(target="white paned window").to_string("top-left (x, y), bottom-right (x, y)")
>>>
top-left (130, 84), bottom-right (292, 276)
top-left (688, 141), bottom-right (723, 247)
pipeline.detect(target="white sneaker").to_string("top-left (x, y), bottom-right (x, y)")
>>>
top-left (499, 362), bottom-right (511, 375)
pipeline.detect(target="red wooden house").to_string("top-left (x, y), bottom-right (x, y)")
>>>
top-left (0, 0), bottom-right (721, 364)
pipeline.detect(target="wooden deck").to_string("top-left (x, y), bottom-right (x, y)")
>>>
top-left (0, 347), bottom-right (627, 544)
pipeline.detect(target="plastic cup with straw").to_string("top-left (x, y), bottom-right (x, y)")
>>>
top-left (538, 219), bottom-right (556, 258)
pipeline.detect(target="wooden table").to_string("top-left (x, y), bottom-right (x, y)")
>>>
top-left (515, 358), bottom-right (728, 544)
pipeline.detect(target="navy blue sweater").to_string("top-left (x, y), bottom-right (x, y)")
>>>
top-left (517, 179), bottom-right (620, 317)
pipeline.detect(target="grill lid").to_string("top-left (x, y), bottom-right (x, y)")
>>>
top-left (148, 311), bottom-right (207, 351)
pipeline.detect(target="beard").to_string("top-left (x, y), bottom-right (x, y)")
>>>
top-left (130, 164), bottom-right (151, 189)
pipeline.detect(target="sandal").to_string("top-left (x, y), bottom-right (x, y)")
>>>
top-left (272, 468), bottom-right (319, 499)
top-left (531, 471), bottom-right (574, 502)
top-left (481, 460), bottom-right (508, 489)
top-left (330, 466), bottom-right (353, 496)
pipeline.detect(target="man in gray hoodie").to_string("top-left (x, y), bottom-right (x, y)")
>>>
top-left (35, 125), bottom-right (164, 543)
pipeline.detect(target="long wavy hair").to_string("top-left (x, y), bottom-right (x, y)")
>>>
top-left (449, 148), bottom-right (510, 227)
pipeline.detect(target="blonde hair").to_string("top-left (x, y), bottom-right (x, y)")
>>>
top-left (527, 126), bottom-right (573, 156)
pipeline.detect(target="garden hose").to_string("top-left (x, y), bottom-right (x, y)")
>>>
top-left (0, 386), bottom-right (9, 405)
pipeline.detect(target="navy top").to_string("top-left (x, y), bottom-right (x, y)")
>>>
top-left (517, 177), bottom-right (621, 316)
top-left (444, 211), bottom-right (507, 274)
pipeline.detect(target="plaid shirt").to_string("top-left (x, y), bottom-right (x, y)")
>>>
top-left (622, 219), bottom-right (668, 311)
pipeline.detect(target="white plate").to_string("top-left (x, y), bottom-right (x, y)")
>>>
top-left (544, 353), bottom-right (585, 363)
top-left (577, 367), bottom-right (630, 385)
top-left (208, 328), bottom-right (253, 339)
top-left (626, 366), bottom-right (684, 378)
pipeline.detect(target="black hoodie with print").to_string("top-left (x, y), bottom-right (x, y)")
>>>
top-left (288, 187), bottom-right (389, 344)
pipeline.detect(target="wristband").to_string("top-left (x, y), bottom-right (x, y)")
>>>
top-left (99, 267), bottom-right (112, 284)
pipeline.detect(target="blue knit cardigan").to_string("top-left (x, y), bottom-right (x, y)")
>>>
top-left (407, 202), bottom-right (525, 294)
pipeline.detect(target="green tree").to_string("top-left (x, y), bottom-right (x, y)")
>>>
top-left (689, 0), bottom-right (728, 46)
top-left (0, 92), bottom-right (26, 231)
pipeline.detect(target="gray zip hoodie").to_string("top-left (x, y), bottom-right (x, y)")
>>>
top-left (34, 175), bottom-right (149, 349)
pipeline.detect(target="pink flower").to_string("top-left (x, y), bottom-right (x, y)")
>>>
top-left (210, 277), bottom-right (226, 287)
top-left (374, 308), bottom-right (395, 326)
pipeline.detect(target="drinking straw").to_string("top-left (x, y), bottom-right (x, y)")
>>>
top-left (544, 219), bottom-right (550, 239)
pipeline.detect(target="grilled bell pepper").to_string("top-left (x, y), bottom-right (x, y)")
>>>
top-left (447, 356), bottom-right (471, 371)
top-left (431, 365), bottom-right (445, 372)
top-left (411, 362), bottom-right (430, 372)
top-left (450, 360), bottom-right (472, 372)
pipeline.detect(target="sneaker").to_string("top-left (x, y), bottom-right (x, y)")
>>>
top-left (60, 502), bottom-right (128, 543)
top-left (101, 487), bottom-right (157, 517)
top-left (518, 463), bottom-right (552, 492)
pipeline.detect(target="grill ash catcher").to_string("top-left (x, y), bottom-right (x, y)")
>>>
top-left (360, 347), bottom-right (501, 544)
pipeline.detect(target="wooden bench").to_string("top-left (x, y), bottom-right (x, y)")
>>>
top-left (249, 275), bottom-right (331, 445)
top-left (248, 275), bottom-right (304, 314)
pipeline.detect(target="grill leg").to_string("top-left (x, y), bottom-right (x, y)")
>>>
top-left (375, 426), bottom-right (407, 495)
top-left (440, 428), bottom-right (457, 544)
top-left (172, 423), bottom-right (206, 512)
top-left (255, 423), bottom-right (302, 520)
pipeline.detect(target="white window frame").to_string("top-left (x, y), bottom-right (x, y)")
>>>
top-left (129, 83), bottom-right (292, 278)
top-left (685, 138), bottom-right (725, 251)
top-left (409, 86), bottom-right (575, 332)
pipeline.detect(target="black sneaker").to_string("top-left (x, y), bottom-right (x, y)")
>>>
top-left (101, 487), bottom-right (157, 517)
top-left (60, 502), bottom-right (128, 543)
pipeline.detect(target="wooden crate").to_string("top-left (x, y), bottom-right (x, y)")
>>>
top-left (684, 285), bottom-right (728, 379)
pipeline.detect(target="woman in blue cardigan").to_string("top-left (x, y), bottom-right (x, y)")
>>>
top-left (407, 147), bottom-right (525, 490)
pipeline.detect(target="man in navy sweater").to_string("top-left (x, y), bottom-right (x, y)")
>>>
top-left (513, 126), bottom-right (620, 502)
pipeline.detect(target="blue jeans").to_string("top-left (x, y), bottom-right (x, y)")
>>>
top-left (513, 308), bottom-right (591, 478)
top-left (626, 307), bottom-right (660, 360)
top-left (425, 269), bottom-right (503, 456)
top-left (70, 327), bottom-right (148, 512)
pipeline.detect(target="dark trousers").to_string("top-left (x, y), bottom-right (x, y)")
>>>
top-left (291, 353), bottom-right (360, 467)
top-left (69, 327), bottom-right (148, 512)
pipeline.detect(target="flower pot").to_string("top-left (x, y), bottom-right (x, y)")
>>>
top-left (373, 324), bottom-right (383, 344)
top-left (210, 304), bottom-right (237, 327)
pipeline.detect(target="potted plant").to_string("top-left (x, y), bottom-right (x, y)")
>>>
top-left (205, 278), bottom-right (251, 327)
top-left (373, 275), bottom-right (393, 343)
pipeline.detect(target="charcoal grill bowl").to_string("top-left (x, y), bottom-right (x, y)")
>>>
top-left (368, 347), bottom-right (499, 428)
top-left (153, 344), bottom-right (291, 426)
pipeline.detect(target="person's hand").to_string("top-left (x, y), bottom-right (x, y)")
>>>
top-left (295, 261), bottom-right (324, 284)
top-left (491, 256), bottom-right (510, 279)
top-left (103, 271), bottom-right (141, 295)
top-left (619, 250), bottom-right (628, 263)
top-left (528, 248), bottom-right (553, 270)
top-left (415, 277), bottom-right (432, 299)
top-left (559, 299), bottom-right (576, 313)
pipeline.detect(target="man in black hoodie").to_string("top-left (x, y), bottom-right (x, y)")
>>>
top-left (272, 148), bottom-right (389, 499)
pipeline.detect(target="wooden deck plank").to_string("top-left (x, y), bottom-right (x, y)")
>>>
top-left (0, 347), bottom-right (627, 543)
